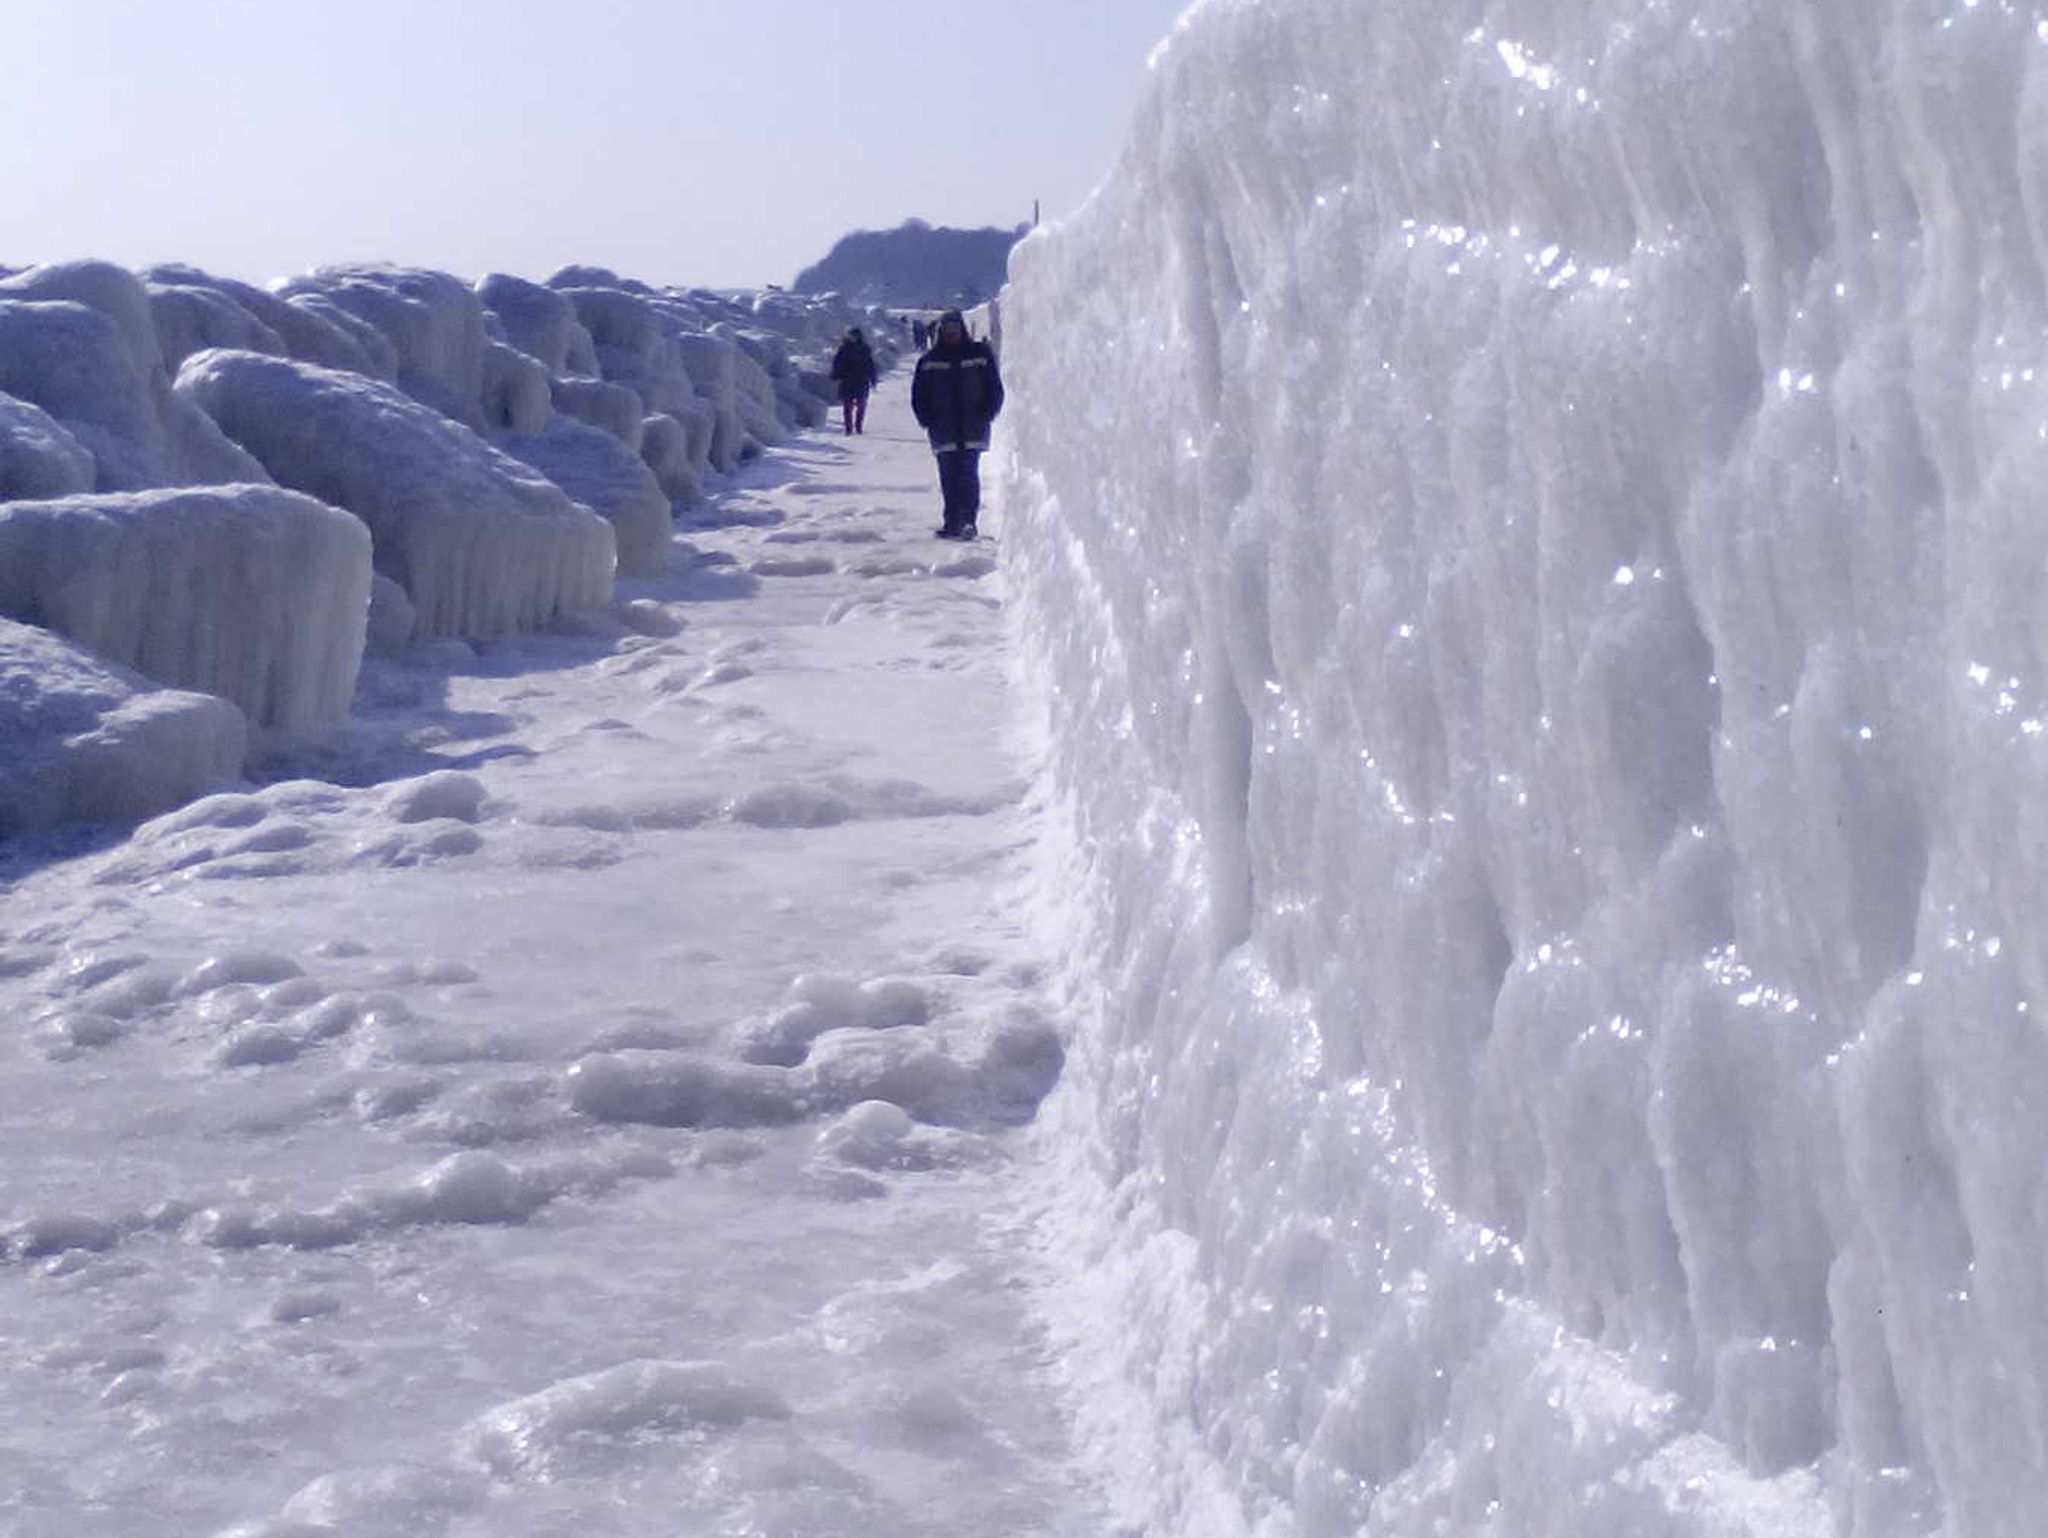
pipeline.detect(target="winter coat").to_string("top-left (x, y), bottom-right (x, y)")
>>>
top-left (830, 336), bottom-right (877, 399)
top-left (910, 336), bottom-right (1004, 453)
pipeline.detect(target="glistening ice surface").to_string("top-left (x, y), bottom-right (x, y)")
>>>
top-left (998, 1), bottom-right (2048, 1534)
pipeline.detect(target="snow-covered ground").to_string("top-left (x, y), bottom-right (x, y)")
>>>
top-left (0, 389), bottom-right (1105, 1538)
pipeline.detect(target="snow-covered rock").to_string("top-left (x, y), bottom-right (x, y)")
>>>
top-left (0, 392), bottom-right (95, 500)
top-left (0, 617), bottom-right (245, 835)
top-left (636, 412), bottom-right (703, 510)
top-left (0, 484), bottom-right (369, 731)
top-left (476, 272), bottom-right (599, 377)
top-left (141, 265), bottom-right (394, 379)
top-left (548, 377), bottom-right (644, 448)
top-left (0, 263), bottom-right (271, 490)
top-left (145, 283), bottom-right (288, 374)
top-left (278, 265), bottom-right (491, 431)
top-left (494, 414), bottom-right (672, 577)
top-left (176, 349), bottom-right (614, 639)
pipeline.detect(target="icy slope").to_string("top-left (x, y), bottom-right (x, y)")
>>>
top-left (998, 2), bottom-right (2048, 1535)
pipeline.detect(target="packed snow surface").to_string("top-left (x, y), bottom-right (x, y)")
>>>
top-left (0, 389), bottom-right (1099, 1537)
top-left (998, 1), bottom-right (2048, 1535)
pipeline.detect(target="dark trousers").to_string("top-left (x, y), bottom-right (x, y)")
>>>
top-left (840, 391), bottom-right (868, 434)
top-left (936, 449), bottom-right (982, 529)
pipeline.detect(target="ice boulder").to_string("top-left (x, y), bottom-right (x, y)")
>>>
top-left (636, 412), bottom-right (703, 510)
top-left (0, 392), bottom-right (94, 500)
top-left (476, 273), bottom-right (600, 377)
top-left (494, 415), bottom-right (671, 577)
top-left (0, 484), bottom-right (370, 731)
top-left (0, 263), bottom-right (271, 491)
top-left (176, 349), bottom-right (614, 638)
top-left (142, 264), bottom-right (393, 379)
top-left (547, 377), bottom-right (644, 449)
top-left (559, 286), bottom-right (700, 419)
top-left (671, 332), bottom-right (748, 472)
top-left (478, 340), bottom-right (551, 436)
top-left (145, 282), bottom-right (287, 373)
top-left (0, 617), bottom-right (246, 836)
top-left (278, 265), bottom-right (491, 431)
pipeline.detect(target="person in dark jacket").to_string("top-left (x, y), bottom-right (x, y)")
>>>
top-left (909, 310), bottom-right (1004, 539)
top-left (829, 327), bottom-right (878, 435)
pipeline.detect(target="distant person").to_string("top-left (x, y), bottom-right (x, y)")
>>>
top-left (911, 317), bottom-right (928, 350)
top-left (829, 326), bottom-right (878, 435)
top-left (910, 309), bottom-right (1004, 540)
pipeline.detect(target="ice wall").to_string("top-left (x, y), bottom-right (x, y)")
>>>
top-left (998, 3), bottom-right (2048, 1536)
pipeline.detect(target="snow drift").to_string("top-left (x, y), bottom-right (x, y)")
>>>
top-left (998, 2), bottom-right (2048, 1535)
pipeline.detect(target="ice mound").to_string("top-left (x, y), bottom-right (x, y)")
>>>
top-left (476, 271), bottom-right (601, 376)
top-left (565, 1049), bottom-right (803, 1128)
top-left (0, 617), bottom-right (245, 836)
top-left (145, 281), bottom-right (287, 373)
top-left (278, 265), bottom-right (492, 430)
top-left (494, 413), bottom-right (672, 576)
top-left (802, 1028), bottom-right (973, 1125)
top-left (142, 264), bottom-right (395, 379)
top-left (0, 263), bottom-right (270, 489)
top-left (548, 376), bottom-right (644, 446)
top-left (736, 973), bottom-right (933, 1066)
top-left (463, 1359), bottom-right (791, 1480)
top-left (382, 770), bottom-right (487, 824)
top-left (0, 483), bottom-right (370, 729)
top-left (0, 392), bottom-right (94, 499)
top-left (176, 348), bottom-right (615, 638)
top-left (638, 408), bottom-right (709, 509)
top-left (192, 1150), bottom-right (630, 1253)
top-left (277, 1463), bottom-right (487, 1532)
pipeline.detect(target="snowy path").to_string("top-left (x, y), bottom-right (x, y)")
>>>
top-left (0, 384), bottom-right (1106, 1537)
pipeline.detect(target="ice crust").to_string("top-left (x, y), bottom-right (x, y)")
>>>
top-left (997, 2), bottom-right (2048, 1535)
top-left (0, 485), bottom-right (369, 731)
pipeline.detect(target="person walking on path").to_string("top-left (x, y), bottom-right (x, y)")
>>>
top-left (830, 326), bottom-right (879, 435)
top-left (910, 309), bottom-right (1004, 540)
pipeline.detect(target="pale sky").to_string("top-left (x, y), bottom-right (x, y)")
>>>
top-left (2, 0), bottom-right (1192, 290)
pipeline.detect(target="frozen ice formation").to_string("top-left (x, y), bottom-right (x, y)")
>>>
top-left (0, 251), bottom-right (893, 840)
top-left (0, 392), bottom-right (93, 500)
top-left (494, 413), bottom-right (673, 577)
top-left (463, 1359), bottom-right (791, 1480)
top-left (176, 349), bottom-right (615, 639)
top-left (275, 265), bottom-right (494, 430)
top-left (0, 617), bottom-right (244, 836)
top-left (997, 0), bottom-right (2048, 1534)
top-left (0, 262), bottom-right (270, 490)
top-left (0, 484), bottom-right (369, 730)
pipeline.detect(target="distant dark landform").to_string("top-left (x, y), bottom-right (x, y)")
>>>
top-left (791, 219), bottom-right (1026, 309)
